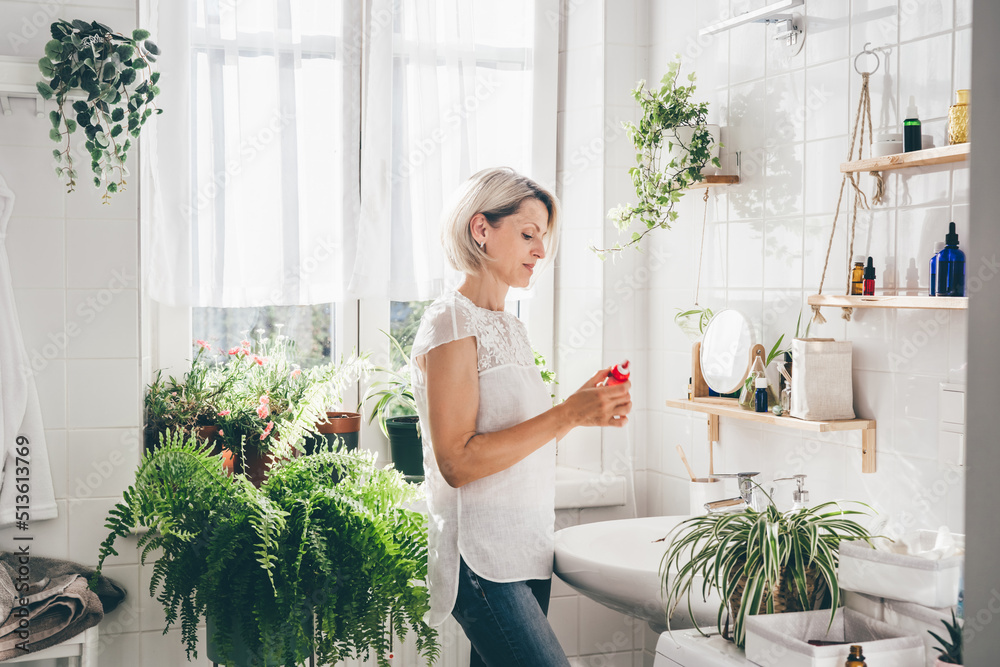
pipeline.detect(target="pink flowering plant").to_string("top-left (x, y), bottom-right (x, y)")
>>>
top-left (145, 333), bottom-right (371, 460)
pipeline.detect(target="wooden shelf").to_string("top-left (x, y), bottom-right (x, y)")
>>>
top-left (686, 174), bottom-right (740, 189)
top-left (808, 294), bottom-right (968, 310)
top-left (841, 143), bottom-right (969, 173)
top-left (666, 397), bottom-right (877, 473)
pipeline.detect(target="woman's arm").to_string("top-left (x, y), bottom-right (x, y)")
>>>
top-left (419, 336), bottom-right (632, 488)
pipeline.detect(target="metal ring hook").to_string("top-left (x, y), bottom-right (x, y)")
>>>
top-left (854, 42), bottom-right (880, 76)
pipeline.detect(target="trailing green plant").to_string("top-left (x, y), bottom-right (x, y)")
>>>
top-left (92, 430), bottom-right (438, 667)
top-left (145, 334), bottom-right (371, 460)
top-left (597, 56), bottom-right (720, 256)
top-left (533, 348), bottom-right (558, 401)
top-left (660, 497), bottom-right (874, 648)
top-left (929, 610), bottom-right (963, 665)
top-left (674, 306), bottom-right (715, 340)
top-left (37, 19), bottom-right (162, 201)
top-left (362, 331), bottom-right (418, 438)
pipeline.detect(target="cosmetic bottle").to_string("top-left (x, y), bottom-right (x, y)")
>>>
top-left (937, 222), bottom-right (966, 297)
top-left (929, 241), bottom-right (945, 296)
top-left (845, 645), bottom-right (867, 667)
top-left (863, 257), bottom-right (876, 296)
top-left (754, 376), bottom-right (768, 413)
top-left (605, 360), bottom-right (630, 386)
top-left (949, 89), bottom-right (970, 145)
top-left (905, 259), bottom-right (920, 296)
top-left (850, 255), bottom-right (865, 295)
top-left (903, 97), bottom-right (922, 152)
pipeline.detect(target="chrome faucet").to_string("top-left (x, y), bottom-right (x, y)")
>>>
top-left (704, 472), bottom-right (761, 513)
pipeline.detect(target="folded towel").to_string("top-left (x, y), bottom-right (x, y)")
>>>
top-left (0, 553), bottom-right (125, 660)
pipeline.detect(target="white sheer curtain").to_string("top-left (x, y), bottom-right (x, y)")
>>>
top-left (353, 0), bottom-right (536, 301)
top-left (144, 0), bottom-right (361, 307)
top-left (142, 0), bottom-right (535, 307)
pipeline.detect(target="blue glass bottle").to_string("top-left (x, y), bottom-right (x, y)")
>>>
top-left (937, 222), bottom-right (966, 297)
top-left (754, 377), bottom-right (768, 413)
top-left (929, 241), bottom-right (944, 296)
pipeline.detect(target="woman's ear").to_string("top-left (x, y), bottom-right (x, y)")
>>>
top-left (469, 213), bottom-right (489, 246)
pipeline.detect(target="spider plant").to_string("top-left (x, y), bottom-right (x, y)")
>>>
top-left (674, 306), bottom-right (714, 340)
top-left (659, 498), bottom-right (874, 648)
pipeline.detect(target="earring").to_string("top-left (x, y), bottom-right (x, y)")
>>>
top-left (479, 240), bottom-right (485, 249)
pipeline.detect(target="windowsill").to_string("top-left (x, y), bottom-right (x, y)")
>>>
top-left (554, 465), bottom-right (626, 509)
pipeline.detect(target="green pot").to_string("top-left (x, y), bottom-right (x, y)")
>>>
top-left (386, 416), bottom-right (423, 478)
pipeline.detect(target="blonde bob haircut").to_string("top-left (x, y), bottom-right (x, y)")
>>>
top-left (441, 167), bottom-right (560, 276)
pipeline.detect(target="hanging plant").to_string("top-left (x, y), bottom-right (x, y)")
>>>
top-left (595, 57), bottom-right (719, 257)
top-left (36, 19), bottom-right (162, 202)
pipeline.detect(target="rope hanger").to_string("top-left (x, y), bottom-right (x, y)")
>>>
top-left (811, 43), bottom-right (889, 324)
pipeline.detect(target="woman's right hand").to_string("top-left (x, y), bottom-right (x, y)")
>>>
top-left (562, 367), bottom-right (632, 427)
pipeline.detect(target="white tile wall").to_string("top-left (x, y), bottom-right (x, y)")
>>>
top-left (0, 2), bottom-right (154, 664)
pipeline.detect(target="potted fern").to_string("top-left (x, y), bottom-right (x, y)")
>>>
top-left (930, 611), bottom-right (963, 665)
top-left (660, 498), bottom-right (874, 648)
top-left (93, 431), bottom-right (437, 667)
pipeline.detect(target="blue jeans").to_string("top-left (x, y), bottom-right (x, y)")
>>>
top-left (452, 557), bottom-right (570, 667)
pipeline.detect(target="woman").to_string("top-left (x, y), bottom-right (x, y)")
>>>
top-left (410, 167), bottom-right (632, 666)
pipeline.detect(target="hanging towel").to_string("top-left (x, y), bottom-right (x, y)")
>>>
top-left (0, 174), bottom-right (57, 526)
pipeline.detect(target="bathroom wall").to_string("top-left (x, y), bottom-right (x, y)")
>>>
top-left (554, 0), bottom-right (972, 664)
top-left (0, 1), bottom-right (208, 664)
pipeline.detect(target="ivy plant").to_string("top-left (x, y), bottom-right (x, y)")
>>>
top-left (36, 19), bottom-right (162, 202)
top-left (597, 57), bottom-right (719, 257)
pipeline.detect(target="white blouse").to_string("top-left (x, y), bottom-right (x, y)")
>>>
top-left (411, 289), bottom-right (556, 627)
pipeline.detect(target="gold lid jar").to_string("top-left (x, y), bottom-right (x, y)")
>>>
top-left (949, 88), bottom-right (970, 145)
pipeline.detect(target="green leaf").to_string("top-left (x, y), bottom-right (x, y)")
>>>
top-left (111, 107), bottom-right (125, 122)
top-left (65, 119), bottom-right (78, 132)
top-left (44, 39), bottom-right (63, 61)
top-left (132, 28), bottom-right (151, 41)
top-left (116, 44), bottom-right (134, 60)
top-left (111, 124), bottom-right (123, 137)
top-left (38, 57), bottom-right (55, 78)
top-left (150, 71), bottom-right (160, 84)
top-left (52, 149), bottom-right (62, 162)
top-left (107, 181), bottom-right (118, 193)
top-left (144, 39), bottom-right (160, 55)
top-left (120, 68), bottom-right (136, 86)
top-left (49, 110), bottom-right (61, 128)
top-left (36, 81), bottom-right (54, 100)
top-left (48, 128), bottom-right (61, 142)
top-left (101, 61), bottom-right (116, 81)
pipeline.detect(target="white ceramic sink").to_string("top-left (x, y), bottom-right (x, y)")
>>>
top-left (554, 466), bottom-right (627, 509)
top-left (554, 515), bottom-right (723, 632)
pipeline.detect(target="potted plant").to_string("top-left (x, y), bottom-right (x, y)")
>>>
top-left (929, 611), bottom-right (963, 665)
top-left (145, 334), bottom-right (370, 485)
top-left (362, 332), bottom-right (422, 478)
top-left (37, 19), bottom-right (162, 201)
top-left (660, 497), bottom-right (874, 648)
top-left (92, 430), bottom-right (438, 667)
top-left (596, 56), bottom-right (721, 256)
top-left (674, 306), bottom-right (715, 341)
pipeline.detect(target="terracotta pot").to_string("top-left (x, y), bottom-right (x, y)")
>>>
top-left (308, 411), bottom-right (361, 453)
top-left (195, 425), bottom-right (234, 475)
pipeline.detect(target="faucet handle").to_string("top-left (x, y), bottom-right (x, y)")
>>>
top-left (713, 472), bottom-right (761, 504)
top-left (712, 472), bottom-right (761, 480)
top-left (773, 474), bottom-right (809, 506)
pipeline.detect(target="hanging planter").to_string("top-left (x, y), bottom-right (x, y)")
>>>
top-left (36, 19), bottom-right (162, 202)
top-left (596, 57), bottom-right (720, 256)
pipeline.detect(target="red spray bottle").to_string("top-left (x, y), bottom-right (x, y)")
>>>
top-left (604, 360), bottom-right (630, 386)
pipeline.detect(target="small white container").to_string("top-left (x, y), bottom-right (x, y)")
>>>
top-left (744, 608), bottom-right (924, 667)
top-left (873, 133), bottom-right (903, 157)
top-left (837, 530), bottom-right (964, 608)
top-left (688, 477), bottom-right (726, 515)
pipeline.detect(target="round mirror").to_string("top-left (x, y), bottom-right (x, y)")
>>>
top-left (700, 310), bottom-right (755, 394)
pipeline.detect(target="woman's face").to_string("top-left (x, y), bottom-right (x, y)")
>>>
top-left (481, 198), bottom-right (549, 289)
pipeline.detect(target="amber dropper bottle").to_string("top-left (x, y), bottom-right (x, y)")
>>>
top-left (863, 257), bottom-right (876, 296)
top-left (850, 255), bottom-right (865, 295)
top-left (845, 644), bottom-right (867, 667)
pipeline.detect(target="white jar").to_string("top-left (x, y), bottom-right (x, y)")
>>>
top-left (872, 132), bottom-right (903, 157)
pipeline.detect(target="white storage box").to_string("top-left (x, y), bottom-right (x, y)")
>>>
top-left (882, 599), bottom-right (958, 667)
top-left (838, 531), bottom-right (964, 608)
top-left (843, 590), bottom-right (884, 621)
top-left (745, 608), bottom-right (924, 667)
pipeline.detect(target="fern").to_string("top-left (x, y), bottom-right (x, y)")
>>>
top-left (92, 431), bottom-right (436, 666)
